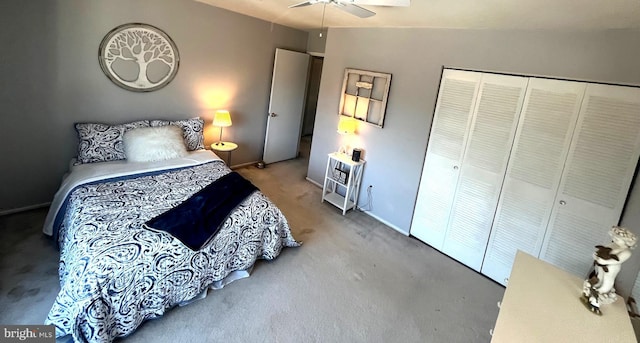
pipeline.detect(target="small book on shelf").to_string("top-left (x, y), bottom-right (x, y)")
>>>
top-left (332, 167), bottom-right (349, 184)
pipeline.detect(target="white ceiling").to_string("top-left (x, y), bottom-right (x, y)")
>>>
top-left (195, 0), bottom-right (640, 31)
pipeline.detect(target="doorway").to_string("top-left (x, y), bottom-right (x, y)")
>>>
top-left (300, 56), bottom-right (324, 160)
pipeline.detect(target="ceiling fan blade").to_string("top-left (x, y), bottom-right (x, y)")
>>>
top-left (288, 1), bottom-right (315, 8)
top-left (351, 0), bottom-right (410, 6)
top-left (333, 2), bottom-right (376, 18)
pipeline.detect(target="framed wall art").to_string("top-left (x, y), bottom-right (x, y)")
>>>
top-left (98, 23), bottom-right (180, 92)
top-left (338, 68), bottom-right (391, 128)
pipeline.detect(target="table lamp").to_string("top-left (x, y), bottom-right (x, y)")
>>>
top-left (337, 116), bottom-right (357, 154)
top-left (213, 110), bottom-right (232, 146)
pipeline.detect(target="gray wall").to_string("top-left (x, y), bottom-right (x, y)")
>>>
top-left (306, 29), bottom-right (327, 55)
top-left (307, 27), bottom-right (640, 294)
top-left (0, 0), bottom-right (307, 212)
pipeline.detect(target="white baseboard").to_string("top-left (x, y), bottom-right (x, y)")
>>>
top-left (305, 177), bottom-right (323, 188)
top-left (0, 202), bottom-right (51, 216)
top-left (359, 210), bottom-right (409, 236)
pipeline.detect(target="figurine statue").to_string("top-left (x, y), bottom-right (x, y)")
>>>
top-left (582, 226), bottom-right (637, 315)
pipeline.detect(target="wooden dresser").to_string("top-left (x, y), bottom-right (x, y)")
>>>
top-left (491, 251), bottom-right (636, 342)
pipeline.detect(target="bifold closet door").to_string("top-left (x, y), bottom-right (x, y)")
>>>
top-left (540, 84), bottom-right (640, 277)
top-left (632, 268), bottom-right (640, 303)
top-left (410, 70), bottom-right (481, 249)
top-left (481, 79), bottom-right (586, 285)
top-left (440, 74), bottom-right (528, 271)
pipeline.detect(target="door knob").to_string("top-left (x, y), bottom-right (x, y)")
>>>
top-left (269, 112), bottom-right (278, 117)
top-left (559, 200), bottom-right (566, 205)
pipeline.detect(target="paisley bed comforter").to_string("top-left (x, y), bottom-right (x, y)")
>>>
top-left (43, 151), bottom-right (299, 343)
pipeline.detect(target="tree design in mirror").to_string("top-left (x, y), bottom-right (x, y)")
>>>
top-left (338, 68), bottom-right (391, 128)
top-left (99, 23), bottom-right (180, 92)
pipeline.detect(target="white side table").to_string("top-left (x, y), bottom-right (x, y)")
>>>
top-left (211, 142), bottom-right (238, 166)
top-left (322, 152), bottom-right (366, 215)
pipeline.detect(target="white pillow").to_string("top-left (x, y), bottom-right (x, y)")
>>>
top-left (123, 125), bottom-right (188, 162)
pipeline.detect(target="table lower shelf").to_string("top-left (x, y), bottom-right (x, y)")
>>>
top-left (323, 192), bottom-right (355, 212)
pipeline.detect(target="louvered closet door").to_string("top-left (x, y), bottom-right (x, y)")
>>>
top-left (632, 270), bottom-right (640, 303)
top-left (481, 79), bottom-right (586, 285)
top-left (440, 74), bottom-right (528, 271)
top-left (540, 84), bottom-right (640, 277)
top-left (410, 70), bottom-right (481, 249)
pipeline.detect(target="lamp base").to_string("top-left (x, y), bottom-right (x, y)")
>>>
top-left (338, 144), bottom-right (351, 155)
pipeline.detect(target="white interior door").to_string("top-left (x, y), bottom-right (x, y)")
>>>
top-left (410, 70), bottom-right (481, 249)
top-left (481, 78), bottom-right (586, 285)
top-left (540, 83), bottom-right (640, 277)
top-left (263, 48), bottom-right (310, 164)
top-left (441, 73), bottom-right (528, 271)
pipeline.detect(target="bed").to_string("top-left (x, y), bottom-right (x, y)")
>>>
top-left (42, 134), bottom-right (299, 342)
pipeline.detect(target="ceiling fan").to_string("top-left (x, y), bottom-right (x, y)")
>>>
top-left (288, 0), bottom-right (410, 19)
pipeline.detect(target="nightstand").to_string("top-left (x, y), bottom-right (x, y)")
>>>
top-left (322, 152), bottom-right (365, 215)
top-left (211, 142), bottom-right (238, 166)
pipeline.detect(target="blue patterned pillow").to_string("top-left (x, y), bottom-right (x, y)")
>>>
top-left (75, 120), bottom-right (150, 165)
top-left (150, 117), bottom-right (205, 151)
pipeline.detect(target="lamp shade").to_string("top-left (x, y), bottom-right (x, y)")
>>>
top-left (213, 110), bottom-right (232, 127)
top-left (337, 116), bottom-right (357, 135)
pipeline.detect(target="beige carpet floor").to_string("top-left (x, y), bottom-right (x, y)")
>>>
top-left (0, 141), bottom-right (504, 342)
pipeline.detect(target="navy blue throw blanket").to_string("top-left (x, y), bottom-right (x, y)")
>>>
top-left (145, 172), bottom-right (258, 251)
